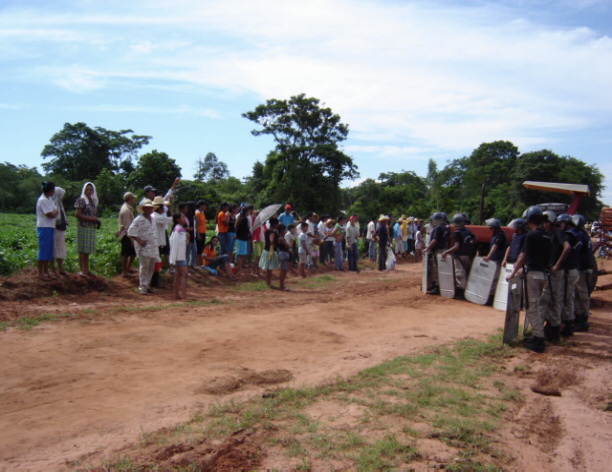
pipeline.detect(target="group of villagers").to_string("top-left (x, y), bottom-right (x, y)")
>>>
top-left (35, 180), bottom-right (101, 279)
top-left (35, 177), bottom-right (430, 299)
top-left (423, 209), bottom-right (595, 353)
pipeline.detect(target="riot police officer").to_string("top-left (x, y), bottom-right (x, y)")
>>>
top-left (507, 206), bottom-right (553, 353)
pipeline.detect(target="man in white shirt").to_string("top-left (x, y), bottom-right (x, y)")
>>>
top-left (366, 216), bottom-right (377, 261)
top-left (128, 200), bottom-right (160, 294)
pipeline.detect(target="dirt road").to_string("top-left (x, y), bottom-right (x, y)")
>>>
top-left (0, 261), bottom-right (610, 470)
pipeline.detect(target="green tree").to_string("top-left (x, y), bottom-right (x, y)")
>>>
top-left (129, 150), bottom-right (182, 194)
top-left (194, 152), bottom-right (229, 182)
top-left (514, 150), bottom-right (604, 219)
top-left (0, 162), bottom-right (43, 213)
top-left (94, 168), bottom-right (129, 214)
top-left (243, 94), bottom-right (358, 213)
top-left (41, 122), bottom-right (150, 181)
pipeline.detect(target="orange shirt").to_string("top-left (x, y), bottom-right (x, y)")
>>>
top-left (203, 245), bottom-right (216, 265)
top-left (196, 210), bottom-right (207, 234)
top-left (217, 211), bottom-right (229, 233)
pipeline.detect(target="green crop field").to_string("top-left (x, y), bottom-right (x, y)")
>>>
top-left (0, 213), bottom-right (122, 277)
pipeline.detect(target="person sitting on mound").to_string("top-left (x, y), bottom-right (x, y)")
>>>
top-left (202, 236), bottom-right (237, 280)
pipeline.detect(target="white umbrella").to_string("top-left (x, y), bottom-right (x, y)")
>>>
top-left (253, 203), bottom-right (282, 230)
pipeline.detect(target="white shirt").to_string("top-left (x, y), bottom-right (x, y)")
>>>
top-left (152, 211), bottom-right (172, 247)
top-left (36, 194), bottom-right (57, 228)
top-left (169, 228), bottom-right (187, 264)
top-left (128, 215), bottom-right (159, 259)
top-left (366, 221), bottom-right (375, 240)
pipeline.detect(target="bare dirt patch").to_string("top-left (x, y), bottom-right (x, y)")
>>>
top-left (0, 259), bottom-right (611, 470)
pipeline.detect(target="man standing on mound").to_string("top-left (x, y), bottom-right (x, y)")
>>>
top-left (128, 199), bottom-right (160, 295)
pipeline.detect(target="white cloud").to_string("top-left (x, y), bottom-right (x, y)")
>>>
top-left (1, 0), bottom-right (611, 184)
top-left (69, 104), bottom-right (220, 118)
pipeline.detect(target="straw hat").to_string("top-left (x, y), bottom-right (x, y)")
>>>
top-left (152, 196), bottom-right (170, 206)
top-left (378, 214), bottom-right (390, 222)
top-left (326, 218), bottom-right (336, 226)
top-left (137, 199), bottom-right (159, 213)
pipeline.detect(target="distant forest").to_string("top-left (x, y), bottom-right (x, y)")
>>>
top-left (1, 96), bottom-right (606, 222)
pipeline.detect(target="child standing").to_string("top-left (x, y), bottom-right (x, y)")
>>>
top-left (259, 217), bottom-right (280, 288)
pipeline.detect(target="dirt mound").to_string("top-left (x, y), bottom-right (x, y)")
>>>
top-left (196, 368), bottom-right (293, 395)
top-left (88, 429), bottom-right (265, 471)
top-left (0, 267), bottom-right (115, 302)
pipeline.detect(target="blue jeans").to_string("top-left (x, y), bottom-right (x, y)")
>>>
top-left (227, 232), bottom-right (236, 255)
top-left (187, 240), bottom-right (197, 267)
top-left (334, 241), bottom-right (344, 270)
top-left (367, 239), bottom-right (377, 260)
top-left (348, 243), bottom-right (358, 271)
top-left (218, 232), bottom-right (229, 255)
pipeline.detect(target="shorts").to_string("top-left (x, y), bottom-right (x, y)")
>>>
top-left (121, 235), bottom-right (136, 257)
top-left (299, 253), bottom-right (308, 264)
top-left (37, 227), bottom-right (55, 261)
top-left (175, 260), bottom-right (187, 267)
top-left (236, 239), bottom-right (249, 256)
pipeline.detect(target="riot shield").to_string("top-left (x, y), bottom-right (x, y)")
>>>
top-left (494, 263), bottom-right (514, 311)
top-left (503, 275), bottom-right (523, 344)
top-left (465, 256), bottom-right (498, 305)
top-left (437, 253), bottom-right (455, 299)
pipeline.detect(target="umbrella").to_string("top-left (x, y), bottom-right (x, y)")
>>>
top-left (253, 203), bottom-right (282, 230)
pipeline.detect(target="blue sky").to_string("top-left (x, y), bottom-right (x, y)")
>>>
top-left (1, 0), bottom-right (611, 205)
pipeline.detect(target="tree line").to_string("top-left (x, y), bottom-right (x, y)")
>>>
top-left (0, 94), bottom-right (605, 222)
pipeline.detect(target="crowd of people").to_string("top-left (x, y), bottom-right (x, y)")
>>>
top-left (34, 180), bottom-right (597, 345)
top-left (35, 179), bottom-right (429, 296)
top-left (423, 209), bottom-right (595, 353)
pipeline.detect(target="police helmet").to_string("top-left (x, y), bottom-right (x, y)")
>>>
top-left (572, 214), bottom-right (586, 229)
top-left (508, 218), bottom-right (526, 231)
top-left (485, 218), bottom-right (501, 229)
top-left (525, 206), bottom-right (543, 223)
top-left (556, 214), bottom-right (573, 227)
top-left (543, 210), bottom-right (557, 224)
top-left (452, 213), bottom-right (465, 226)
top-left (431, 211), bottom-right (446, 226)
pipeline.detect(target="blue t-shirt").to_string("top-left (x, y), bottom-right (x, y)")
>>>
top-left (278, 212), bottom-right (295, 227)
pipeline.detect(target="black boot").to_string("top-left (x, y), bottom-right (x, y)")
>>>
top-left (544, 324), bottom-right (561, 343)
top-left (150, 271), bottom-right (160, 288)
top-left (560, 320), bottom-right (574, 337)
top-left (426, 286), bottom-right (440, 295)
top-left (574, 314), bottom-right (590, 332)
top-left (523, 336), bottom-right (546, 353)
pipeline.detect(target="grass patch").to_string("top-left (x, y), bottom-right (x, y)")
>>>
top-left (0, 312), bottom-right (78, 331)
top-left (294, 274), bottom-right (337, 288)
top-left (92, 335), bottom-right (520, 470)
top-left (234, 281), bottom-right (270, 291)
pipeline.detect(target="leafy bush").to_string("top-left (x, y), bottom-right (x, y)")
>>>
top-left (0, 213), bottom-right (122, 277)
